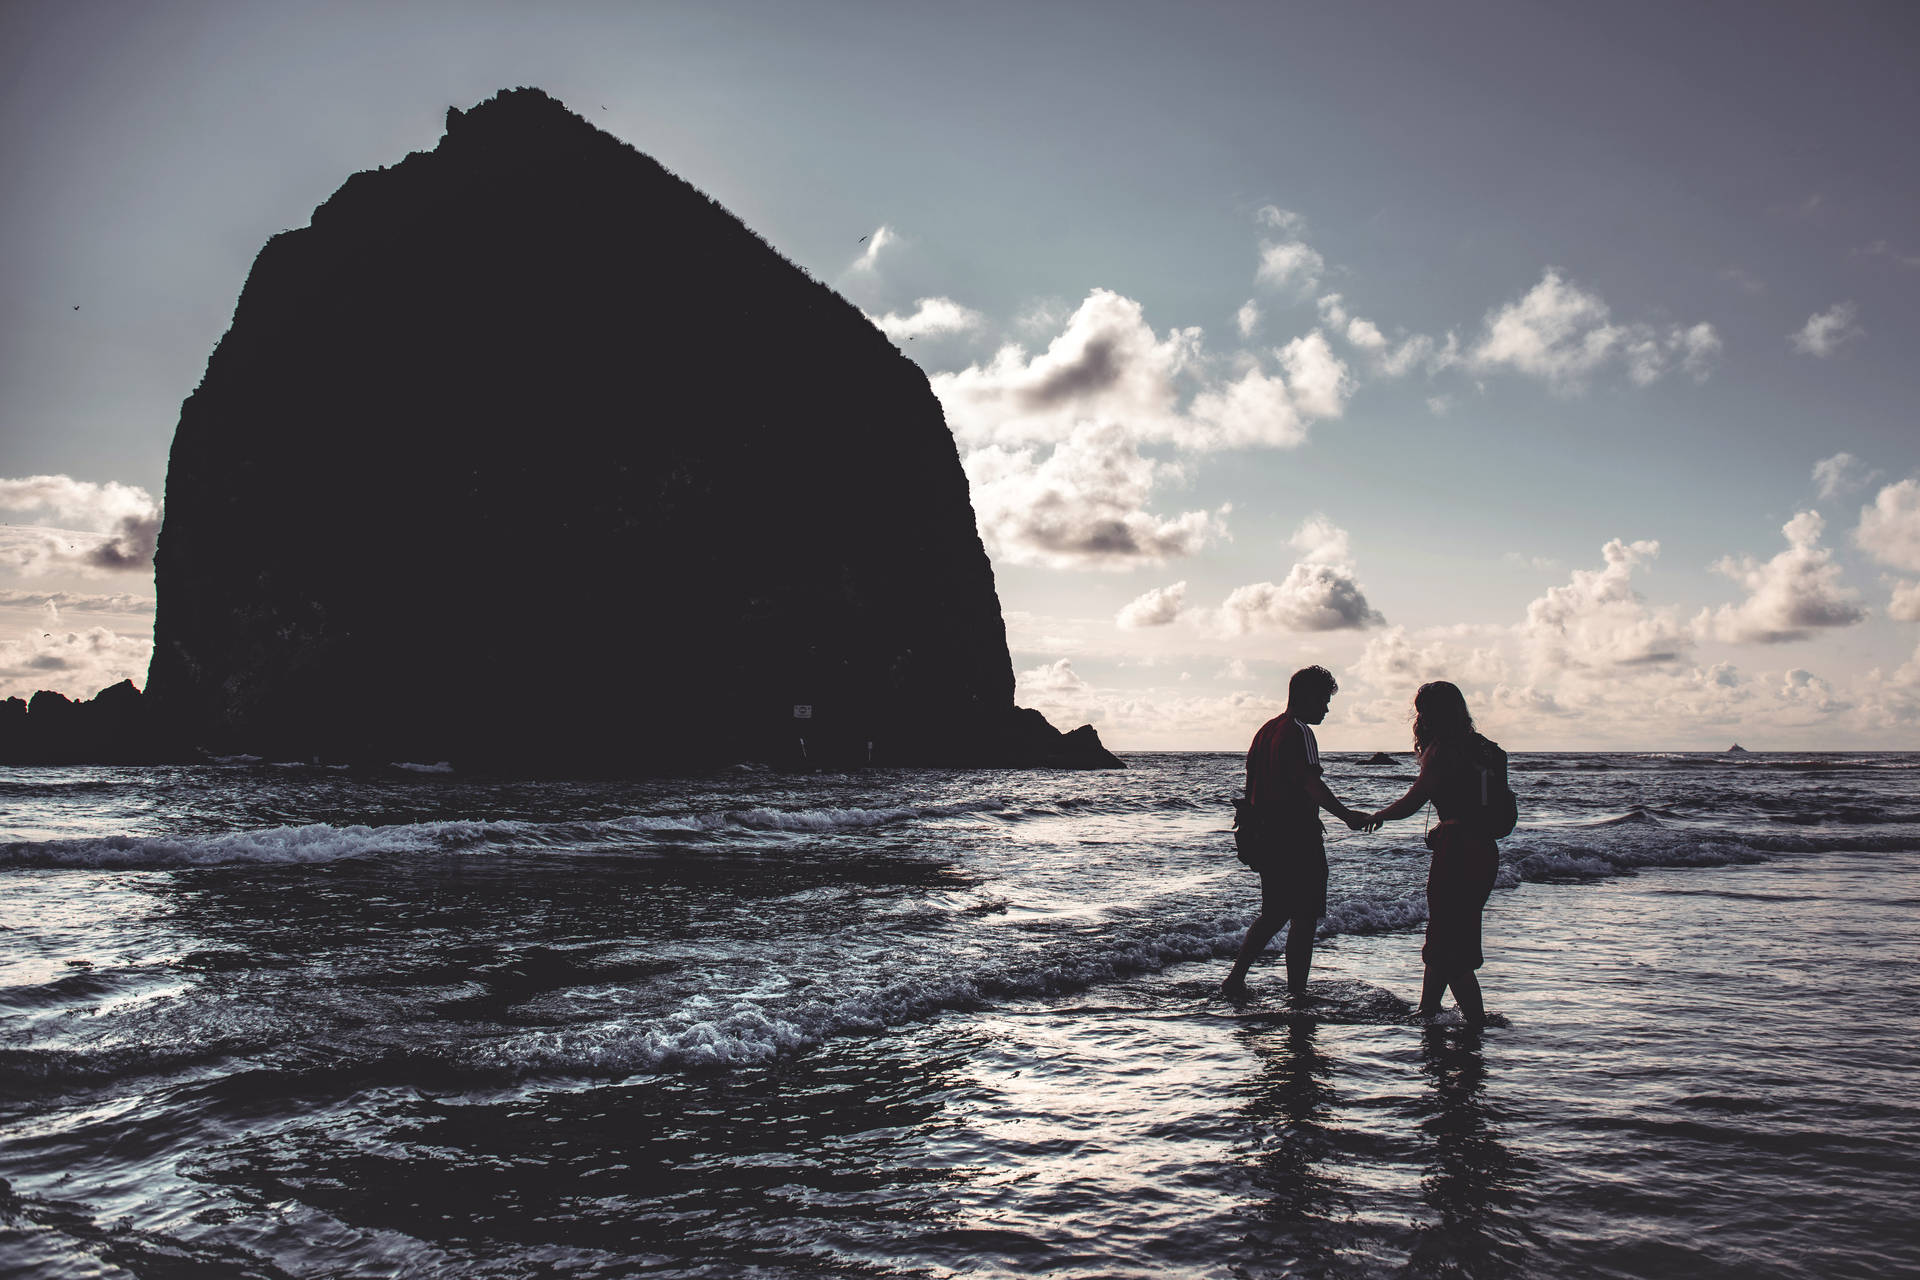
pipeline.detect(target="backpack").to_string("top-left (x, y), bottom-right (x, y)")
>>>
top-left (1469, 736), bottom-right (1519, 838)
top-left (1229, 796), bottom-right (1265, 867)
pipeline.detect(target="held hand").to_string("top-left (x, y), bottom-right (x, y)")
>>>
top-left (1343, 810), bottom-right (1380, 833)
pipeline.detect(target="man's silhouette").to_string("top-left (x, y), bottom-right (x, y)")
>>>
top-left (1222, 665), bottom-right (1374, 1002)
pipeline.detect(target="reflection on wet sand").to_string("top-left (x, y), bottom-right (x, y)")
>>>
top-left (1230, 1015), bottom-right (1532, 1278)
top-left (1406, 1022), bottom-right (1532, 1277)
top-left (1233, 1018), bottom-right (1351, 1276)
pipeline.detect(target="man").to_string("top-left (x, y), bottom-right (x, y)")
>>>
top-left (1221, 665), bottom-right (1375, 1002)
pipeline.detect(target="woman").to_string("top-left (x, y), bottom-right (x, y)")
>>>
top-left (1369, 681), bottom-right (1505, 1022)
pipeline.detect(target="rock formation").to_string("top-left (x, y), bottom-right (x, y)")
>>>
top-left (139, 88), bottom-right (1118, 772)
top-left (0, 681), bottom-right (169, 766)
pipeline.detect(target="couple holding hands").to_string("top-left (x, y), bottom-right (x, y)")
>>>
top-left (1222, 665), bottom-right (1507, 1023)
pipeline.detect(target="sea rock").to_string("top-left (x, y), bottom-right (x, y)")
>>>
top-left (1364, 751), bottom-right (1396, 765)
top-left (143, 88), bottom-right (1117, 772)
top-left (1727, 743), bottom-right (1748, 753)
top-left (0, 680), bottom-right (170, 765)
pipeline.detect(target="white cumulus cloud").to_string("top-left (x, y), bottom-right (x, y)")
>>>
top-left (932, 290), bottom-right (1351, 455)
top-left (1210, 567), bottom-right (1383, 635)
top-left (0, 476), bottom-right (162, 575)
top-left (867, 296), bottom-right (985, 341)
top-left (1289, 514), bottom-right (1352, 565)
top-left (1888, 579), bottom-right (1920, 623)
top-left (1812, 452), bottom-right (1879, 501)
top-left (931, 289), bottom-right (1197, 447)
top-left (1116, 581), bottom-right (1189, 629)
top-left (1700, 511), bottom-right (1867, 644)
top-left (1854, 478), bottom-right (1920, 573)
top-left (1255, 205), bottom-right (1306, 234)
top-left (1521, 538), bottom-right (1692, 668)
top-left (963, 423), bottom-right (1227, 571)
top-left (1469, 270), bottom-right (1719, 391)
top-left (1256, 239), bottom-right (1325, 293)
top-left (1791, 302), bottom-right (1864, 357)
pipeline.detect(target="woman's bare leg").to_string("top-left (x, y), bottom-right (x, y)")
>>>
top-left (1449, 971), bottom-right (1485, 1022)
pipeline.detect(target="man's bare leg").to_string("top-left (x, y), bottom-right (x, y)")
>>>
top-left (1222, 911), bottom-right (1285, 997)
top-left (1284, 915), bottom-right (1316, 1000)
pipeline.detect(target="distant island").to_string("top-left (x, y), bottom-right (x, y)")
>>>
top-left (1728, 744), bottom-right (1749, 753)
top-left (5, 89), bottom-right (1118, 772)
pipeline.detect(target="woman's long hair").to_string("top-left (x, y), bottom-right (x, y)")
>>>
top-left (1412, 681), bottom-right (1476, 755)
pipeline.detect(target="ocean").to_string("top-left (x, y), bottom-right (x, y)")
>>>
top-left (2, 751), bottom-right (1917, 1278)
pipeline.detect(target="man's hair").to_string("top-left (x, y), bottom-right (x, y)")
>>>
top-left (1288, 665), bottom-right (1338, 704)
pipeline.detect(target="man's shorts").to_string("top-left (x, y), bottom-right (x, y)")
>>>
top-left (1255, 836), bottom-right (1328, 921)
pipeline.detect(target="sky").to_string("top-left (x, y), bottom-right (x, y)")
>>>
top-left (2, 0), bottom-right (1917, 751)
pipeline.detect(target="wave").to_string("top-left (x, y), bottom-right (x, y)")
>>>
top-left (1582, 808), bottom-right (1665, 828)
top-left (0, 799), bottom-right (1015, 869)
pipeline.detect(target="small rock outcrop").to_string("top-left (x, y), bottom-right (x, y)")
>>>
top-left (140, 88), bottom-right (1117, 772)
top-left (1364, 751), bottom-right (1396, 765)
top-left (0, 680), bottom-right (173, 765)
top-left (1727, 743), bottom-right (1748, 754)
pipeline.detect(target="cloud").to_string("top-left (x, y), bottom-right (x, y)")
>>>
top-left (963, 423), bottom-right (1228, 570)
top-left (1469, 270), bottom-right (1719, 391)
top-left (1183, 335), bottom-right (1352, 450)
top-left (1288, 514), bottom-right (1351, 565)
top-left (1719, 266), bottom-right (1766, 296)
top-left (1503, 552), bottom-right (1560, 572)
top-left (1672, 323), bottom-right (1722, 381)
top-left (932, 290), bottom-right (1351, 454)
top-left (1210, 564), bottom-right (1384, 635)
top-left (1012, 657), bottom-right (1287, 748)
top-left (1256, 239), bottom-right (1325, 293)
top-left (1354, 625), bottom-right (1482, 691)
top-left (1778, 668), bottom-right (1849, 714)
top-left (0, 625), bottom-right (152, 700)
top-left (1854, 478), bottom-right (1920, 572)
top-left (1701, 511), bottom-right (1867, 643)
top-left (1888, 579), bottom-right (1920, 623)
top-left (1791, 302), bottom-right (1864, 357)
top-left (1198, 516), bottom-right (1382, 635)
top-left (0, 589), bottom-right (153, 614)
top-left (867, 296), bottom-right (984, 341)
top-left (1521, 538), bottom-right (1692, 668)
top-left (1317, 294), bottom-right (1456, 380)
top-left (849, 224), bottom-right (896, 273)
top-left (1116, 581), bottom-right (1189, 629)
top-left (1235, 299), bottom-right (1260, 338)
top-left (1861, 240), bottom-right (1920, 270)
top-left (1812, 452), bottom-right (1880, 501)
top-left (1255, 205), bottom-right (1306, 234)
top-left (1015, 657), bottom-right (1091, 697)
top-left (931, 289), bottom-right (1198, 447)
top-left (0, 476), bottom-right (162, 575)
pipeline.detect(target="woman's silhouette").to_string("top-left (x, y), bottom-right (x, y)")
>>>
top-left (1368, 682), bottom-right (1506, 1022)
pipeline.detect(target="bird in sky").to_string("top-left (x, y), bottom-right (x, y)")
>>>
top-left (857, 234), bottom-right (868, 244)
top-left (72, 305), bottom-right (79, 311)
